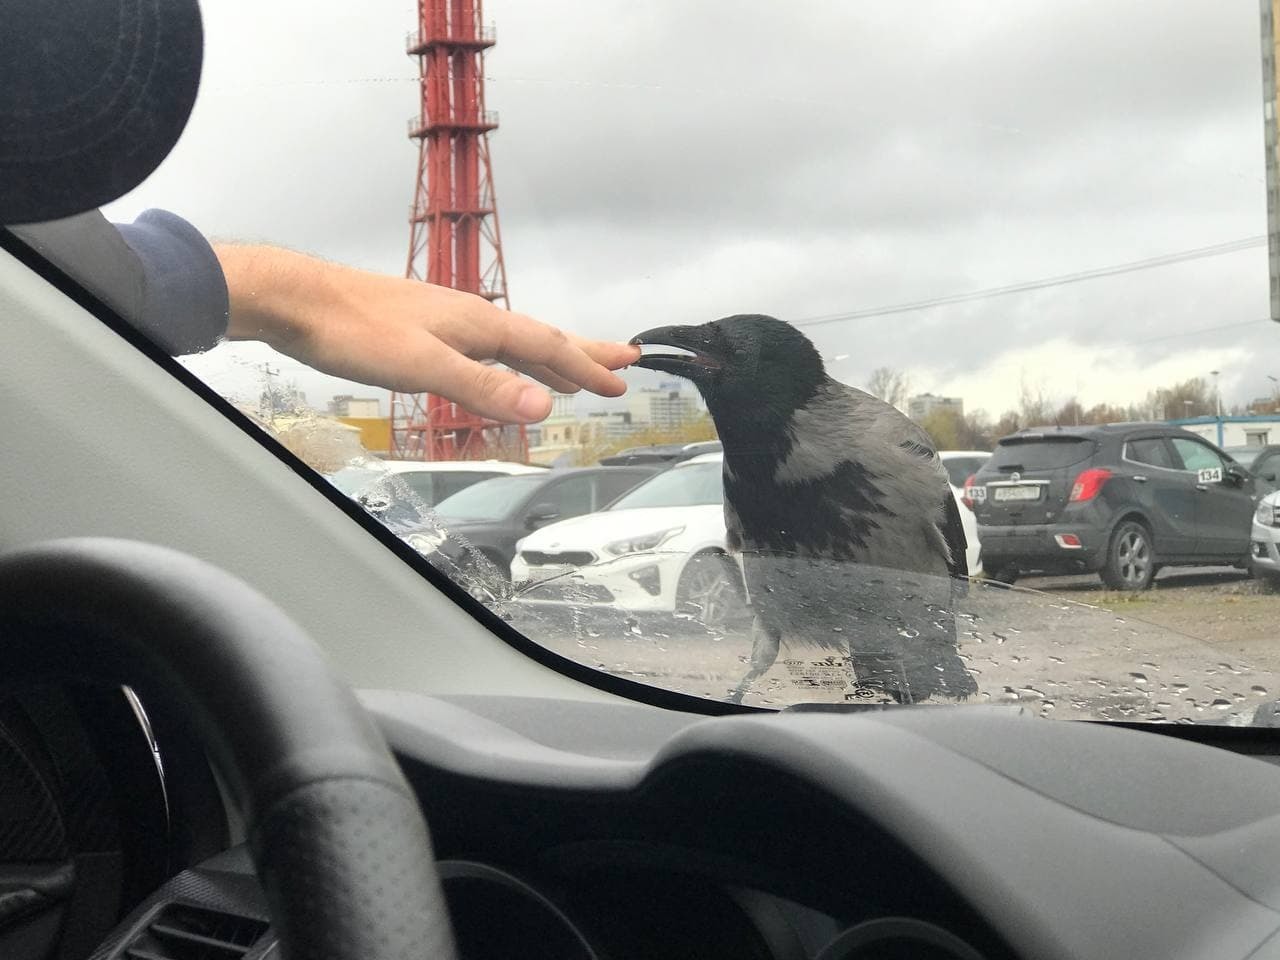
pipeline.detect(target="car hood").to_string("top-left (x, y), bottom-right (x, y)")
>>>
top-left (518, 505), bottom-right (724, 552)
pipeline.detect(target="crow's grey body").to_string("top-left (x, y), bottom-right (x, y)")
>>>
top-left (631, 315), bottom-right (976, 704)
top-left (724, 379), bottom-right (957, 574)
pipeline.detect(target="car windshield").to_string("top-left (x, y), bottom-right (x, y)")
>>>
top-left (25, 0), bottom-right (1278, 723)
top-left (1231, 449), bottom-right (1262, 468)
top-left (434, 474), bottom-right (543, 522)
top-left (608, 462), bottom-right (724, 509)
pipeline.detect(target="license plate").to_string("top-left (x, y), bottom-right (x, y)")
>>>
top-left (523, 565), bottom-right (572, 584)
top-left (994, 485), bottom-right (1042, 502)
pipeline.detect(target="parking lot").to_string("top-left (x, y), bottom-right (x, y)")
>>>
top-left (1021, 567), bottom-right (1280, 674)
top-left (508, 563), bottom-right (1280, 724)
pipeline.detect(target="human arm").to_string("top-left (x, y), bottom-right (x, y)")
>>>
top-left (213, 243), bottom-right (638, 423)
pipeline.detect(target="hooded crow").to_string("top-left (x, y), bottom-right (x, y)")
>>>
top-left (630, 314), bottom-right (976, 705)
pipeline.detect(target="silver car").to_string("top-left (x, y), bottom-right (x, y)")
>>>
top-left (1252, 489), bottom-right (1280, 586)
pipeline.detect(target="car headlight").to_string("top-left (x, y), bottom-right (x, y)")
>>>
top-left (1259, 500), bottom-right (1278, 527)
top-left (404, 530), bottom-right (446, 555)
top-left (604, 526), bottom-right (685, 557)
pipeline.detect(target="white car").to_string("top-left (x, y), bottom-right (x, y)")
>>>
top-left (1251, 489), bottom-right (1280, 586)
top-left (940, 449), bottom-right (991, 575)
top-left (513, 450), bottom-right (988, 626)
top-left (511, 453), bottom-right (746, 628)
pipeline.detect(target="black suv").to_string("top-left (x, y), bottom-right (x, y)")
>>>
top-left (970, 423), bottom-right (1257, 590)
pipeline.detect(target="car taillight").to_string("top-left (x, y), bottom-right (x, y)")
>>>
top-left (1069, 468), bottom-right (1113, 503)
top-left (962, 474), bottom-right (980, 510)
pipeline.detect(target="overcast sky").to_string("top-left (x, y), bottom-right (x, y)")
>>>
top-left (105, 0), bottom-right (1280, 420)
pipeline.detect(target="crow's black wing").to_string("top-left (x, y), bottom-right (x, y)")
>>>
top-left (939, 490), bottom-right (968, 579)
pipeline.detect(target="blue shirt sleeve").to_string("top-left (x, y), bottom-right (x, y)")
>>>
top-left (10, 208), bottom-right (231, 356)
top-left (113, 208), bottom-right (230, 355)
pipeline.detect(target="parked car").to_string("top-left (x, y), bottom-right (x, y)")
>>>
top-left (512, 453), bottom-right (747, 628)
top-left (597, 440), bottom-right (722, 466)
top-left (327, 459), bottom-right (544, 514)
top-left (969, 424), bottom-right (1257, 590)
top-left (1225, 444), bottom-right (1280, 495)
top-left (428, 465), bottom-right (662, 578)
top-left (1252, 488), bottom-right (1280, 587)
top-left (939, 449), bottom-right (991, 574)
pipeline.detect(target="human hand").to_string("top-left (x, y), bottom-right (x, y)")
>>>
top-left (214, 244), bottom-right (639, 423)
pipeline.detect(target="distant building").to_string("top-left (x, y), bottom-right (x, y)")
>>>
top-left (1168, 414), bottom-right (1280, 448)
top-left (629, 380), bottom-right (699, 429)
top-left (328, 394), bottom-right (381, 418)
top-left (547, 392), bottom-right (576, 419)
top-left (908, 393), bottom-right (964, 422)
top-left (334, 417), bottom-right (390, 457)
top-left (584, 409), bottom-right (636, 442)
top-left (526, 393), bottom-right (585, 466)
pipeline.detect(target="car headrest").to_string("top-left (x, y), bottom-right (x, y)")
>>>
top-left (0, 0), bottom-right (204, 224)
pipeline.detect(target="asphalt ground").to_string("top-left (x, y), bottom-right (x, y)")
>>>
top-left (508, 564), bottom-right (1280, 725)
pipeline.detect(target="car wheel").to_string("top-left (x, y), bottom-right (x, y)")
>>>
top-left (987, 564), bottom-right (1019, 585)
top-left (1101, 520), bottom-right (1156, 591)
top-left (675, 553), bottom-right (745, 630)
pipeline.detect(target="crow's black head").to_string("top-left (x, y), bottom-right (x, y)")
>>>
top-left (629, 315), bottom-right (825, 430)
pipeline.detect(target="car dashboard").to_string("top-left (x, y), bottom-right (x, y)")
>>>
top-left (58, 691), bottom-right (1280, 960)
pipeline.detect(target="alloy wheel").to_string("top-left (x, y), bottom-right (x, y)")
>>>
top-left (679, 556), bottom-right (742, 629)
top-left (1116, 529), bottom-right (1152, 587)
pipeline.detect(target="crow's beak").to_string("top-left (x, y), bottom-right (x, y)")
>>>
top-left (628, 324), bottom-right (720, 378)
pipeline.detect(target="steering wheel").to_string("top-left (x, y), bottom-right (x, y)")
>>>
top-left (0, 538), bottom-right (458, 960)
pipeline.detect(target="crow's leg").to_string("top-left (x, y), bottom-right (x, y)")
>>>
top-left (845, 649), bottom-right (913, 704)
top-left (728, 615), bottom-right (782, 704)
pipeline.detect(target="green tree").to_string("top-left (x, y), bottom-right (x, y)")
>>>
top-left (918, 409), bottom-right (994, 451)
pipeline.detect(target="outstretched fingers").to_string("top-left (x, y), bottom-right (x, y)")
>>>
top-left (427, 348), bottom-right (554, 423)
top-left (493, 312), bottom-right (638, 398)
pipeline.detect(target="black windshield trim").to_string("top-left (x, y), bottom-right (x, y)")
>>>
top-left (0, 225), bottom-right (758, 718)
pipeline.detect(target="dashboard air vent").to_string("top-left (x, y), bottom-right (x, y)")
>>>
top-left (121, 903), bottom-right (269, 960)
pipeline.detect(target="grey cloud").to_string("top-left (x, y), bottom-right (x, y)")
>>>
top-left (108, 0), bottom-right (1278, 414)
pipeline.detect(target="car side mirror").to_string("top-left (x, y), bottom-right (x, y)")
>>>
top-left (525, 503), bottom-right (561, 529)
top-left (1225, 465), bottom-right (1248, 486)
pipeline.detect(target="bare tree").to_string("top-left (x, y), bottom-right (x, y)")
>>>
top-left (1017, 378), bottom-right (1055, 427)
top-left (866, 366), bottom-right (910, 411)
top-left (1082, 402), bottom-right (1130, 425)
top-left (1143, 377), bottom-right (1215, 420)
top-left (1055, 397), bottom-right (1085, 427)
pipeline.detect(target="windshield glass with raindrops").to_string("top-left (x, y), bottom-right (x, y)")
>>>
top-left (98, 1), bottom-right (1280, 724)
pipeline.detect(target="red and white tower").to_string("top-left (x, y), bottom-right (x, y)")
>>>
top-left (390, 0), bottom-right (526, 461)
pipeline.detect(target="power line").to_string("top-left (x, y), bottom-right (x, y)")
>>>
top-left (793, 236), bottom-right (1268, 329)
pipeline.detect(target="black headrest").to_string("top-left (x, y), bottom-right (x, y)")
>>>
top-left (0, 0), bottom-right (204, 224)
